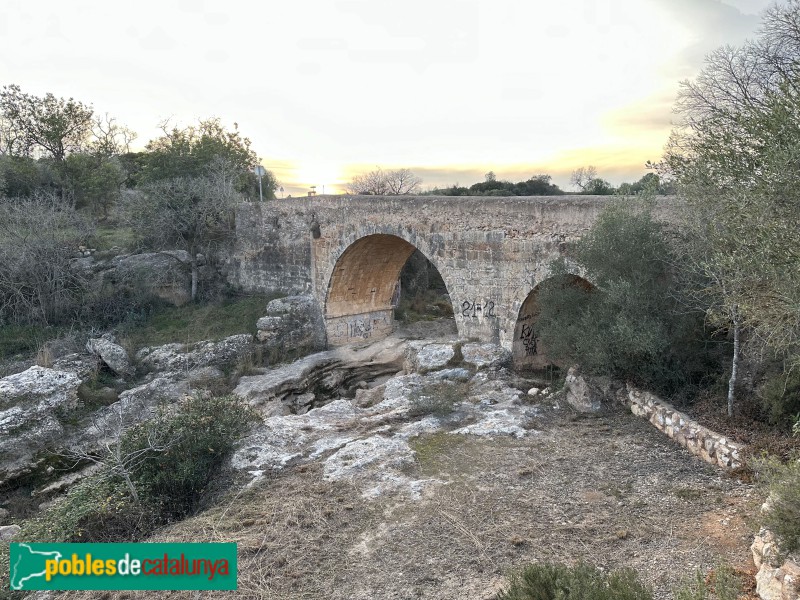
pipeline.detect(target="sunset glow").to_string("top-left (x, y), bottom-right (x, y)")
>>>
top-left (2, 0), bottom-right (774, 195)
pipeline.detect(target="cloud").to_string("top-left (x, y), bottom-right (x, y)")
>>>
top-left (653, 0), bottom-right (762, 80)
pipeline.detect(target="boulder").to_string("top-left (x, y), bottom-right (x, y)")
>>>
top-left (85, 336), bottom-right (133, 377)
top-left (0, 367), bottom-right (81, 485)
top-left (108, 251), bottom-right (193, 306)
top-left (461, 343), bottom-right (511, 370)
top-left (256, 295), bottom-right (325, 352)
top-left (0, 525), bottom-right (20, 541)
top-left (564, 366), bottom-right (607, 412)
top-left (404, 342), bottom-right (455, 372)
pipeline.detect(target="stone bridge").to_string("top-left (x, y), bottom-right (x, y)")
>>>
top-left (229, 195), bottom-right (631, 367)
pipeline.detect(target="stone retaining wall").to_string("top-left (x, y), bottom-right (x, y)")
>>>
top-left (752, 525), bottom-right (800, 600)
top-left (624, 387), bottom-right (744, 471)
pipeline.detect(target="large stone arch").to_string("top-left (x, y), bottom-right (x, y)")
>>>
top-left (512, 273), bottom-right (594, 370)
top-left (323, 232), bottom-right (457, 346)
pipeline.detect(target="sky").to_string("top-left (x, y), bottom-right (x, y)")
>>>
top-left (1, 0), bottom-right (775, 195)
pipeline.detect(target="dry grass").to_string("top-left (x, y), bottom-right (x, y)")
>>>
top-left (54, 405), bottom-right (757, 600)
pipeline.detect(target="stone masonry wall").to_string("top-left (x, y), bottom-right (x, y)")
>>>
top-left (624, 387), bottom-right (744, 471)
top-left (229, 195), bottom-right (650, 348)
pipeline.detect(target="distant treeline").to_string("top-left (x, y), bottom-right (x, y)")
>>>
top-left (424, 171), bottom-right (674, 197)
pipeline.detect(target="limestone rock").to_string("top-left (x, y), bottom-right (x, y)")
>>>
top-left (256, 295), bottom-right (325, 352)
top-left (77, 376), bottom-right (191, 449)
top-left (0, 508), bottom-right (8, 520)
top-left (354, 384), bottom-right (386, 408)
top-left (86, 336), bottom-right (133, 377)
top-left (404, 342), bottom-right (455, 372)
top-left (430, 368), bottom-right (471, 382)
top-left (234, 339), bottom-right (405, 410)
top-left (0, 367), bottom-right (81, 485)
top-left (461, 343), bottom-right (511, 370)
top-left (450, 409), bottom-right (530, 438)
top-left (234, 351), bottom-right (339, 408)
top-left (137, 334), bottom-right (254, 374)
top-left (323, 435), bottom-right (434, 498)
top-left (0, 525), bottom-right (20, 541)
top-left (108, 250), bottom-right (192, 306)
top-left (752, 527), bottom-right (800, 600)
top-left (50, 353), bottom-right (99, 380)
top-left (564, 366), bottom-right (606, 412)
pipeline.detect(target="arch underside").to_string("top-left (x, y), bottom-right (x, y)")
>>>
top-left (512, 274), bottom-right (593, 370)
top-left (325, 234), bottom-right (418, 346)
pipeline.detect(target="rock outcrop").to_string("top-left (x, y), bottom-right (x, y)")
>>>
top-left (136, 334), bottom-right (254, 374)
top-left (461, 343), bottom-right (511, 370)
top-left (231, 340), bottom-right (537, 498)
top-left (0, 367), bottom-right (81, 485)
top-left (403, 342), bottom-right (455, 372)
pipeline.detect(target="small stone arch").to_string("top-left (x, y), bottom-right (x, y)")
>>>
top-left (512, 274), bottom-right (594, 370)
top-left (324, 233), bottom-right (456, 346)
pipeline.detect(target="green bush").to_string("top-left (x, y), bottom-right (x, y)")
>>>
top-left (672, 563), bottom-right (741, 600)
top-left (757, 457), bottom-right (800, 554)
top-left (760, 368), bottom-right (800, 430)
top-left (534, 201), bottom-right (720, 398)
top-left (122, 394), bottom-right (258, 519)
top-left (496, 562), bottom-right (652, 600)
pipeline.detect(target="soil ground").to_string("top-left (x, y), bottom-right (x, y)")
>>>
top-left (60, 398), bottom-right (760, 600)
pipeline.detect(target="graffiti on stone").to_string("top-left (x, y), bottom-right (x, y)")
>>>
top-left (461, 300), bottom-right (496, 319)
top-left (519, 322), bottom-right (537, 356)
top-left (332, 312), bottom-right (391, 341)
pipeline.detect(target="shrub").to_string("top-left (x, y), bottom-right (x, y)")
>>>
top-left (534, 201), bottom-right (720, 398)
top-left (496, 562), bottom-right (652, 600)
top-left (757, 457), bottom-right (800, 554)
top-left (760, 368), bottom-right (800, 430)
top-left (672, 563), bottom-right (742, 600)
top-left (122, 394), bottom-right (258, 519)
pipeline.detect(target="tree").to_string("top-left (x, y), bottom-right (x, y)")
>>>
top-left (0, 84), bottom-right (94, 161)
top-left (62, 399), bottom-right (179, 504)
top-left (385, 167), bottom-right (422, 195)
top-left (61, 153), bottom-right (126, 218)
top-left (88, 113), bottom-right (137, 157)
top-left (346, 167), bottom-right (422, 195)
top-left (121, 162), bottom-right (241, 300)
top-left (663, 0), bottom-right (800, 412)
top-left (140, 118), bottom-right (262, 194)
top-left (569, 166), bottom-right (598, 192)
top-left (0, 192), bottom-right (91, 324)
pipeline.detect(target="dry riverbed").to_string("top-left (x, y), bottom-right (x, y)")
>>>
top-left (60, 393), bottom-right (757, 600)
